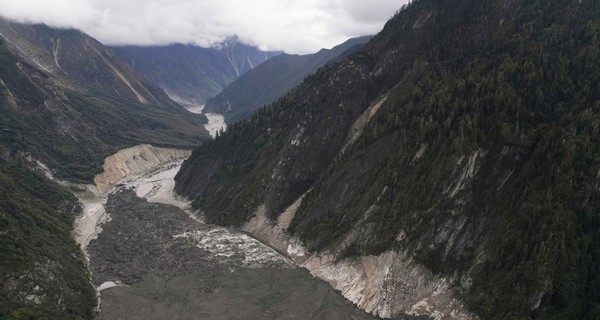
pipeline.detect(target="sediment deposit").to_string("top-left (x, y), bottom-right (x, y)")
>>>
top-left (94, 144), bottom-right (191, 193)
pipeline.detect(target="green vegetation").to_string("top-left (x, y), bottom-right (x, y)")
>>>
top-left (177, 0), bottom-right (600, 318)
top-left (0, 161), bottom-right (96, 319)
top-left (0, 21), bottom-right (209, 319)
top-left (0, 39), bottom-right (207, 182)
top-left (204, 36), bottom-right (371, 122)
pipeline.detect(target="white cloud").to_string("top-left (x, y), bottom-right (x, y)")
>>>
top-left (0, 0), bottom-right (407, 53)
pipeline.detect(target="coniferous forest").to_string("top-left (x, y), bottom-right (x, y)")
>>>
top-left (176, 0), bottom-right (600, 318)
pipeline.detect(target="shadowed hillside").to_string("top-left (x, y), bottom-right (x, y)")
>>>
top-left (176, 0), bottom-right (600, 318)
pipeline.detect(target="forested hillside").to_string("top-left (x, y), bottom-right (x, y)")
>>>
top-left (0, 21), bottom-right (209, 318)
top-left (0, 160), bottom-right (96, 319)
top-left (0, 21), bottom-right (209, 182)
top-left (176, 0), bottom-right (600, 318)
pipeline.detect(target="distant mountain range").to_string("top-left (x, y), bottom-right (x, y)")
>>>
top-left (111, 41), bottom-right (280, 106)
top-left (204, 36), bottom-right (372, 121)
top-left (0, 19), bottom-right (209, 180)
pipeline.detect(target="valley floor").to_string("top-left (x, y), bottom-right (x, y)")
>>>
top-left (80, 155), bottom-right (377, 319)
top-left (183, 104), bottom-right (227, 138)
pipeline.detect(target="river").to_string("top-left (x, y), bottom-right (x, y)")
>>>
top-left (183, 104), bottom-right (227, 138)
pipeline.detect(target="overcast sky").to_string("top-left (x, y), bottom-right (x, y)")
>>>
top-left (0, 0), bottom-right (407, 54)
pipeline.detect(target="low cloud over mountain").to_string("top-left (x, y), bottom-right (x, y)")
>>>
top-left (0, 0), bottom-right (405, 54)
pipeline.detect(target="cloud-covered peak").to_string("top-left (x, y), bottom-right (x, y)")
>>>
top-left (0, 0), bottom-right (406, 54)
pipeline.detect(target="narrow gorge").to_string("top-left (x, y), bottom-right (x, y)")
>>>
top-left (2, 0), bottom-right (599, 319)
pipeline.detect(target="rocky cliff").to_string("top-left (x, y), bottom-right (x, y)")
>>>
top-left (241, 200), bottom-right (474, 319)
top-left (176, 0), bottom-right (600, 319)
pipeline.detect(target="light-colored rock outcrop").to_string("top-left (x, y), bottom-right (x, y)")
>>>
top-left (302, 251), bottom-right (474, 320)
top-left (77, 145), bottom-right (193, 251)
top-left (242, 196), bottom-right (476, 320)
top-left (36, 144), bottom-right (192, 253)
top-left (342, 95), bottom-right (388, 153)
top-left (94, 144), bottom-right (191, 194)
top-left (243, 194), bottom-right (310, 265)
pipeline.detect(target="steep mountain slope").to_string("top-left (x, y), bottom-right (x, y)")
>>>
top-left (0, 21), bottom-right (209, 318)
top-left (111, 41), bottom-right (280, 105)
top-left (176, 0), bottom-right (600, 319)
top-left (0, 21), bottom-right (209, 181)
top-left (0, 159), bottom-right (96, 320)
top-left (204, 36), bottom-right (371, 121)
top-left (0, 19), bottom-right (176, 106)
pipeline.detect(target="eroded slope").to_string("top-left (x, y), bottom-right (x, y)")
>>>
top-left (176, 0), bottom-right (600, 318)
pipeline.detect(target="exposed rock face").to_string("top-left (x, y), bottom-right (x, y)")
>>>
top-left (176, 0), bottom-right (600, 319)
top-left (88, 189), bottom-right (379, 320)
top-left (243, 198), bottom-right (475, 320)
top-left (94, 144), bottom-right (191, 193)
top-left (303, 252), bottom-right (472, 320)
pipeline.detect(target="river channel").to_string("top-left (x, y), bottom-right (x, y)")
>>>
top-left (76, 157), bottom-right (377, 319)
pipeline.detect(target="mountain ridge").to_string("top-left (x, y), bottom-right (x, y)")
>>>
top-left (0, 19), bottom-right (178, 107)
top-left (111, 42), bottom-right (280, 105)
top-left (0, 20), bottom-right (210, 318)
top-left (0, 19), bottom-right (210, 181)
top-left (203, 36), bottom-right (372, 121)
top-left (175, 0), bottom-right (600, 318)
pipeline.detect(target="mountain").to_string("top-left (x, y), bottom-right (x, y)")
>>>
top-left (0, 20), bottom-right (209, 318)
top-left (0, 19), bottom-right (209, 181)
top-left (111, 41), bottom-right (280, 106)
top-left (204, 36), bottom-right (371, 121)
top-left (0, 20), bottom-right (176, 106)
top-left (0, 159), bottom-right (96, 319)
top-left (175, 0), bottom-right (600, 319)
